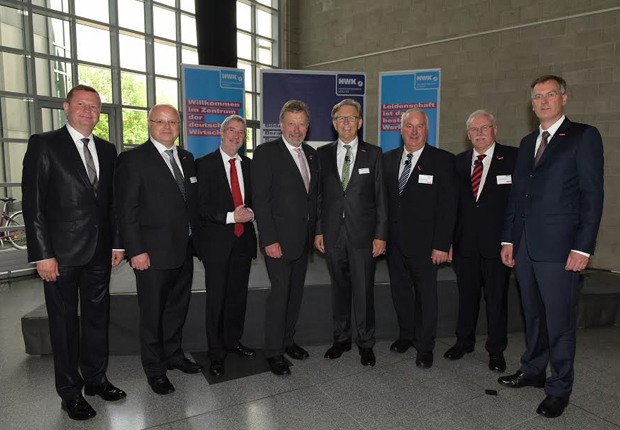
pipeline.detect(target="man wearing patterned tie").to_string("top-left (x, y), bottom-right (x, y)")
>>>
top-left (252, 100), bottom-right (319, 376)
top-left (115, 104), bottom-right (203, 395)
top-left (499, 75), bottom-right (604, 418)
top-left (195, 115), bottom-right (257, 378)
top-left (22, 85), bottom-right (126, 421)
top-left (314, 99), bottom-right (387, 367)
top-left (444, 110), bottom-right (517, 372)
top-left (383, 109), bottom-right (458, 369)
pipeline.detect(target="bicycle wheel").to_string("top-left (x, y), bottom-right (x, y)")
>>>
top-left (6, 211), bottom-right (27, 250)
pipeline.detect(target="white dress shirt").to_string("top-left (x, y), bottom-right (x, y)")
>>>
top-left (282, 136), bottom-right (311, 184)
top-left (151, 137), bottom-right (185, 178)
top-left (471, 142), bottom-right (495, 202)
top-left (337, 137), bottom-right (358, 180)
top-left (398, 145), bottom-right (425, 183)
top-left (219, 147), bottom-right (253, 224)
top-left (66, 123), bottom-right (100, 177)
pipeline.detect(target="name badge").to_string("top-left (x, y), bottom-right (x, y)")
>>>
top-left (419, 174), bottom-right (433, 184)
top-left (496, 174), bottom-right (512, 185)
top-left (190, 176), bottom-right (198, 183)
top-left (358, 168), bottom-right (370, 174)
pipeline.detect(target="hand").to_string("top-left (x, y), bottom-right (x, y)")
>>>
top-left (448, 245), bottom-right (453, 263)
top-left (37, 258), bottom-right (59, 282)
top-left (565, 251), bottom-right (589, 272)
top-left (265, 242), bottom-right (283, 259)
top-left (501, 244), bottom-right (515, 268)
top-left (233, 205), bottom-right (253, 223)
top-left (431, 249), bottom-right (449, 265)
top-left (314, 235), bottom-right (325, 253)
top-left (131, 252), bottom-right (150, 271)
top-left (372, 239), bottom-right (387, 258)
top-left (111, 250), bottom-right (124, 268)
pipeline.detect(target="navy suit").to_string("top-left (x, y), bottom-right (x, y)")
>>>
top-left (502, 117), bottom-right (604, 396)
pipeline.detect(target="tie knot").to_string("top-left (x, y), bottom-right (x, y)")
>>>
top-left (344, 145), bottom-right (351, 153)
top-left (477, 154), bottom-right (486, 161)
top-left (81, 138), bottom-right (89, 146)
top-left (542, 131), bottom-right (550, 140)
top-left (406, 153), bottom-right (413, 160)
top-left (229, 158), bottom-right (236, 165)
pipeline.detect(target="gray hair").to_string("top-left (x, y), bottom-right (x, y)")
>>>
top-left (220, 114), bottom-right (246, 135)
top-left (279, 100), bottom-right (311, 123)
top-left (331, 99), bottom-right (362, 119)
top-left (530, 75), bottom-right (567, 99)
top-left (465, 110), bottom-right (496, 130)
top-left (401, 108), bottom-right (428, 128)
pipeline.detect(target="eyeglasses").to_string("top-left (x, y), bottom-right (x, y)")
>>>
top-left (225, 127), bottom-right (245, 136)
top-left (532, 91), bottom-right (561, 101)
top-left (468, 125), bottom-right (494, 134)
top-left (149, 119), bottom-right (180, 126)
top-left (335, 115), bottom-right (359, 123)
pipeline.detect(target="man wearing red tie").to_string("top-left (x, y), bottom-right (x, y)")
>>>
top-left (196, 115), bottom-right (257, 377)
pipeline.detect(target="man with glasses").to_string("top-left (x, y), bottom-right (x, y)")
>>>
top-left (445, 110), bottom-right (517, 373)
top-left (314, 99), bottom-right (387, 366)
top-left (499, 75), bottom-right (604, 418)
top-left (23, 84), bottom-right (126, 421)
top-left (115, 104), bottom-right (203, 395)
top-left (195, 115), bottom-right (257, 378)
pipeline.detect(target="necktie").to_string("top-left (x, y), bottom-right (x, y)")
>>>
top-left (534, 130), bottom-right (550, 166)
top-left (471, 154), bottom-right (487, 200)
top-left (294, 147), bottom-right (310, 193)
top-left (229, 159), bottom-right (244, 237)
top-left (165, 149), bottom-right (186, 200)
top-left (80, 138), bottom-right (99, 194)
top-left (341, 145), bottom-right (352, 190)
top-left (398, 153), bottom-right (413, 195)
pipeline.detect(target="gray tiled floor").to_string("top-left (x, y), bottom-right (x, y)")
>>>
top-left (2, 277), bottom-right (620, 429)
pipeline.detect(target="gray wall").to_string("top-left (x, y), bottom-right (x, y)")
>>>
top-left (284, 0), bottom-right (620, 271)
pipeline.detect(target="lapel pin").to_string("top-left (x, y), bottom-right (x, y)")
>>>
top-left (360, 148), bottom-right (367, 153)
top-left (417, 165), bottom-right (422, 171)
top-left (559, 133), bottom-right (566, 136)
top-left (497, 157), bottom-right (504, 160)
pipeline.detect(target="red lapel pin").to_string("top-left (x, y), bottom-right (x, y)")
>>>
top-left (559, 133), bottom-right (566, 136)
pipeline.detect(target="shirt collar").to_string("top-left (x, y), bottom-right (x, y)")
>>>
top-left (539, 115), bottom-right (566, 138)
top-left (402, 144), bottom-right (424, 159)
top-left (66, 123), bottom-right (93, 142)
top-left (219, 146), bottom-right (241, 162)
top-left (282, 135), bottom-right (303, 151)
top-left (151, 136), bottom-right (176, 155)
top-left (338, 137), bottom-right (358, 151)
top-left (472, 142), bottom-right (496, 160)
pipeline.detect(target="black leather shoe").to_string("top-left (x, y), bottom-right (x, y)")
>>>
top-left (267, 355), bottom-right (291, 375)
top-left (209, 359), bottom-right (224, 377)
top-left (488, 352), bottom-right (507, 372)
top-left (285, 343), bottom-right (309, 360)
top-left (84, 381), bottom-right (127, 401)
top-left (416, 350), bottom-right (434, 368)
top-left (324, 342), bottom-right (352, 359)
top-left (536, 395), bottom-right (569, 418)
top-left (168, 358), bottom-right (203, 374)
top-left (148, 376), bottom-right (175, 395)
top-left (498, 371), bottom-right (545, 388)
top-left (359, 347), bottom-right (376, 367)
top-left (229, 343), bottom-right (255, 357)
top-left (61, 395), bottom-right (96, 421)
top-left (390, 339), bottom-right (413, 354)
top-left (443, 343), bottom-right (474, 360)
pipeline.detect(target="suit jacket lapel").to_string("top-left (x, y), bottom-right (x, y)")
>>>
top-left (347, 140), bottom-right (368, 188)
top-left (60, 126), bottom-right (94, 194)
top-left (240, 156), bottom-right (251, 204)
top-left (328, 141), bottom-right (340, 184)
top-left (535, 118), bottom-right (571, 169)
top-left (302, 143), bottom-right (317, 194)
top-left (278, 139), bottom-right (307, 193)
top-left (145, 140), bottom-right (184, 197)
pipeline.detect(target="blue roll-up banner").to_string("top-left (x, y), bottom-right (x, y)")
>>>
top-left (261, 70), bottom-right (366, 148)
top-left (378, 69), bottom-right (441, 152)
top-left (181, 65), bottom-right (245, 158)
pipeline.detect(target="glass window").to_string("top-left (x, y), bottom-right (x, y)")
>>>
top-left (76, 23), bottom-right (111, 66)
top-left (245, 92), bottom-right (253, 120)
top-left (5, 142), bottom-right (28, 191)
top-left (0, 97), bottom-right (30, 139)
top-left (237, 2), bottom-right (251, 32)
top-left (154, 41), bottom-right (177, 77)
top-left (182, 47), bottom-right (198, 65)
top-left (118, 0), bottom-right (145, 33)
top-left (35, 58), bottom-right (73, 98)
top-left (0, 52), bottom-right (27, 93)
top-left (93, 112), bottom-right (110, 142)
top-left (237, 32), bottom-right (251, 60)
top-left (119, 32), bottom-right (146, 72)
top-left (245, 127), bottom-right (254, 151)
top-left (155, 0), bottom-right (175, 7)
top-left (33, 14), bottom-right (71, 58)
top-left (256, 9), bottom-right (272, 38)
top-left (237, 61), bottom-right (253, 92)
top-left (257, 0), bottom-right (276, 8)
top-left (180, 14), bottom-right (197, 46)
top-left (75, 0), bottom-right (110, 24)
top-left (121, 71), bottom-right (147, 107)
top-left (0, 5), bottom-right (25, 50)
top-left (153, 6), bottom-right (176, 41)
top-left (156, 77), bottom-right (178, 108)
top-left (32, 0), bottom-right (69, 13)
top-left (180, 0), bottom-right (196, 13)
top-left (78, 64), bottom-right (112, 103)
top-left (257, 37), bottom-right (273, 65)
top-left (122, 109), bottom-right (148, 145)
top-left (41, 107), bottom-right (66, 133)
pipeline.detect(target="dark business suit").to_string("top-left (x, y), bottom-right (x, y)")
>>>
top-left (316, 140), bottom-right (387, 348)
top-left (453, 143), bottom-right (517, 353)
top-left (22, 126), bottom-right (119, 400)
top-left (251, 138), bottom-right (319, 357)
top-left (115, 140), bottom-right (200, 378)
top-left (384, 144), bottom-right (457, 352)
top-left (502, 117), bottom-right (604, 396)
top-left (196, 149), bottom-right (257, 360)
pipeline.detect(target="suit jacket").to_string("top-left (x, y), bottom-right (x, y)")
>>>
top-left (454, 143), bottom-right (518, 259)
top-left (115, 140), bottom-right (200, 270)
top-left (316, 140), bottom-right (388, 249)
top-left (384, 144), bottom-right (458, 259)
top-left (502, 117), bottom-right (604, 262)
top-left (251, 138), bottom-right (319, 260)
top-left (196, 149), bottom-right (257, 261)
top-left (22, 126), bottom-right (120, 265)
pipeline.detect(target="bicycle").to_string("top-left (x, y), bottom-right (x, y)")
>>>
top-left (0, 197), bottom-right (27, 250)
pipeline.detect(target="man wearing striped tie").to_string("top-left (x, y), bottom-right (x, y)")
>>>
top-left (383, 109), bottom-right (458, 368)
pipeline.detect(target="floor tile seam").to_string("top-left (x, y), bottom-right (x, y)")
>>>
top-left (570, 402), bottom-right (620, 428)
top-left (149, 406), bottom-right (235, 429)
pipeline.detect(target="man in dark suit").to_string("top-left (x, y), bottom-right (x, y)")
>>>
top-left (22, 85), bottom-right (126, 421)
top-left (499, 75), bottom-right (604, 418)
top-left (384, 109), bottom-right (458, 368)
top-left (314, 99), bottom-right (387, 367)
top-left (252, 100), bottom-right (319, 375)
top-left (445, 110), bottom-right (517, 372)
top-left (196, 115), bottom-right (257, 377)
top-left (115, 104), bottom-right (203, 395)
